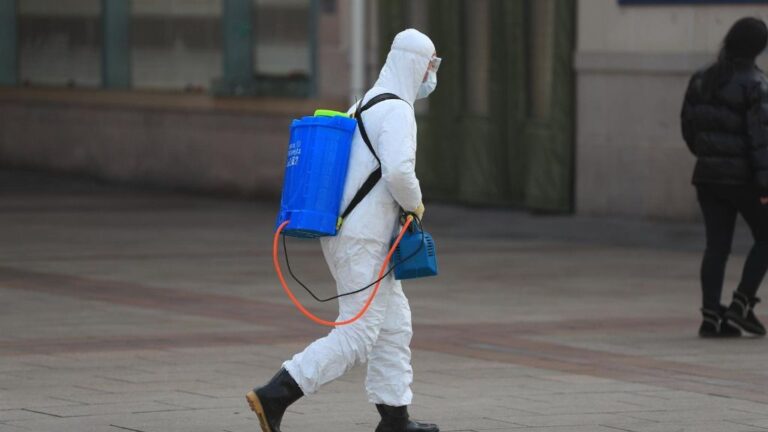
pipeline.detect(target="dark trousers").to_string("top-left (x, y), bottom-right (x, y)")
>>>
top-left (697, 184), bottom-right (768, 311)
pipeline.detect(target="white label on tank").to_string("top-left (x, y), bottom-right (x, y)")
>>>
top-left (286, 141), bottom-right (302, 167)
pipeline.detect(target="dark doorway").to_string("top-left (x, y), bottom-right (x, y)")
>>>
top-left (379, 0), bottom-right (575, 212)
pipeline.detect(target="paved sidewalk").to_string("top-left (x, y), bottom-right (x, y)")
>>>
top-left (1, 170), bottom-right (768, 432)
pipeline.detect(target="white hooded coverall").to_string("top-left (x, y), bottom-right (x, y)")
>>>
top-left (283, 29), bottom-right (435, 407)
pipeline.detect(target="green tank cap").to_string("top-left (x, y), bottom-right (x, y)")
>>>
top-left (314, 109), bottom-right (350, 118)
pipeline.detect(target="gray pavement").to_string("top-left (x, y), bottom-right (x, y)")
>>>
top-left (1, 169), bottom-right (768, 432)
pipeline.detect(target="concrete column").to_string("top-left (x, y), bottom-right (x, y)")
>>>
top-left (101, 0), bottom-right (131, 89)
top-left (308, 0), bottom-right (319, 97)
top-left (0, 0), bottom-right (17, 86)
top-left (350, 0), bottom-right (365, 102)
top-left (222, 0), bottom-right (253, 89)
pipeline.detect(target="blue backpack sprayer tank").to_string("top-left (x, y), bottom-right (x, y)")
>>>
top-left (272, 94), bottom-right (438, 327)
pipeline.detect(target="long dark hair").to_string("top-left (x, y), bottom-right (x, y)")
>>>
top-left (701, 17), bottom-right (768, 99)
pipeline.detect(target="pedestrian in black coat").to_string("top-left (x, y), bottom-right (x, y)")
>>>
top-left (681, 16), bottom-right (768, 338)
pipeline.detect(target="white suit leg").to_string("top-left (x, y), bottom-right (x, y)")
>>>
top-left (365, 280), bottom-right (413, 406)
top-left (283, 235), bottom-right (395, 395)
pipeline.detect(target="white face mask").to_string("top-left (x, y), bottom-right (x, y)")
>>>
top-left (417, 70), bottom-right (437, 99)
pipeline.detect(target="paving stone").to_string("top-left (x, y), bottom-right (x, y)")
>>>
top-left (3, 173), bottom-right (768, 431)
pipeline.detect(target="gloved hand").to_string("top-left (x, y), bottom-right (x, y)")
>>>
top-left (414, 202), bottom-right (425, 221)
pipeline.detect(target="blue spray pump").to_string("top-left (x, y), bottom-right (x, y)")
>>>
top-left (392, 215), bottom-right (438, 280)
top-left (271, 101), bottom-right (438, 326)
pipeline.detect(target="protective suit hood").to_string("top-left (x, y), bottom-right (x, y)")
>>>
top-left (373, 29), bottom-right (435, 104)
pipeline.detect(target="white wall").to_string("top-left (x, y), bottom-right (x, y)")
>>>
top-left (576, 0), bottom-right (768, 220)
top-left (579, 0), bottom-right (768, 53)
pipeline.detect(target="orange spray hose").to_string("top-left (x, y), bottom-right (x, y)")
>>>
top-left (273, 217), bottom-right (413, 327)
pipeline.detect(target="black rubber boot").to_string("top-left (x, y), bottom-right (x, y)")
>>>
top-left (725, 292), bottom-right (766, 336)
top-left (246, 369), bottom-right (303, 432)
top-left (699, 306), bottom-right (741, 338)
top-left (375, 404), bottom-right (439, 432)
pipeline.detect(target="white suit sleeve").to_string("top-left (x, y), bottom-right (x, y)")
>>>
top-left (375, 106), bottom-right (422, 212)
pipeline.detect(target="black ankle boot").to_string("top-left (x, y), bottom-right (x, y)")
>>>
top-left (699, 306), bottom-right (741, 338)
top-left (725, 292), bottom-right (766, 336)
top-left (246, 369), bottom-right (303, 432)
top-left (375, 404), bottom-right (439, 432)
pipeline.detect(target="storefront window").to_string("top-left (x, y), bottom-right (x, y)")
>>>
top-left (253, 0), bottom-right (310, 78)
top-left (131, 0), bottom-right (223, 91)
top-left (18, 0), bottom-right (101, 87)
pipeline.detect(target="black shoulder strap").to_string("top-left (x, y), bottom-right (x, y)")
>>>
top-left (338, 93), bottom-right (404, 228)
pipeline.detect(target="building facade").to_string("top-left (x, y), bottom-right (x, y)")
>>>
top-left (2, 0), bottom-right (768, 219)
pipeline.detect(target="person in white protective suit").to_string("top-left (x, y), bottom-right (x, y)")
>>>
top-left (246, 29), bottom-right (441, 432)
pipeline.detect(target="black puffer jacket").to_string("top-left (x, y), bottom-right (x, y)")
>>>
top-left (681, 63), bottom-right (768, 189)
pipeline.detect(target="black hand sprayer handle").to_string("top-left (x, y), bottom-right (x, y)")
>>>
top-left (399, 208), bottom-right (423, 233)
